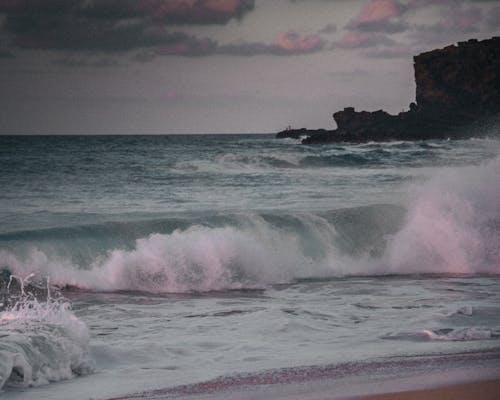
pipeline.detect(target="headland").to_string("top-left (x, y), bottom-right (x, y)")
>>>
top-left (277, 37), bottom-right (500, 143)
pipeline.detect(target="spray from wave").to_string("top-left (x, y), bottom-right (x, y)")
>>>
top-left (384, 155), bottom-right (500, 274)
top-left (0, 155), bottom-right (498, 294)
top-left (0, 274), bottom-right (94, 390)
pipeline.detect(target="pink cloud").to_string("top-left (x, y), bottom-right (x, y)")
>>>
top-left (407, 0), bottom-right (453, 8)
top-left (347, 0), bottom-right (407, 33)
top-left (273, 31), bottom-right (323, 53)
top-left (356, 0), bottom-right (401, 24)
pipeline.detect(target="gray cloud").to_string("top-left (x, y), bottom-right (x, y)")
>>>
top-left (0, 0), bottom-right (255, 53)
top-left (0, 49), bottom-right (13, 58)
top-left (347, 18), bottom-right (409, 33)
top-left (335, 31), bottom-right (396, 49)
top-left (485, 5), bottom-right (500, 30)
top-left (52, 55), bottom-right (120, 67)
top-left (408, 2), bottom-right (486, 46)
top-left (0, 0), bottom-right (330, 61)
top-left (319, 23), bottom-right (337, 34)
top-left (139, 0), bottom-right (255, 25)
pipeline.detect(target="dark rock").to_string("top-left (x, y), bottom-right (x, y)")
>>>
top-left (278, 37), bottom-right (500, 144)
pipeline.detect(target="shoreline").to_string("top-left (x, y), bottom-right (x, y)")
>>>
top-left (109, 371), bottom-right (500, 400)
top-left (109, 349), bottom-right (500, 400)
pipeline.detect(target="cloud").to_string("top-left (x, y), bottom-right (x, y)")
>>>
top-left (0, 49), bottom-right (13, 58)
top-left (138, 0), bottom-right (255, 24)
top-left (0, 0), bottom-right (255, 24)
top-left (485, 5), bottom-right (500, 30)
top-left (408, 2), bottom-right (485, 46)
top-left (347, 0), bottom-right (408, 33)
top-left (52, 55), bottom-right (120, 67)
top-left (156, 32), bottom-right (217, 56)
top-left (0, 0), bottom-right (255, 53)
top-left (273, 31), bottom-right (324, 53)
top-left (219, 31), bottom-right (325, 56)
top-left (319, 23), bottom-right (337, 34)
top-left (6, 18), bottom-right (162, 51)
top-left (335, 31), bottom-right (395, 49)
top-left (432, 4), bottom-right (483, 33)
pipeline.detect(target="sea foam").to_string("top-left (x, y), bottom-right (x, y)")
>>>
top-left (0, 275), bottom-right (94, 390)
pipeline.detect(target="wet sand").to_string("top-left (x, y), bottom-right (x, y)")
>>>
top-left (111, 375), bottom-right (500, 400)
top-left (354, 379), bottom-right (500, 400)
top-left (109, 351), bottom-right (500, 400)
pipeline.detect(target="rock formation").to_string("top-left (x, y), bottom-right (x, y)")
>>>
top-left (277, 37), bottom-right (500, 143)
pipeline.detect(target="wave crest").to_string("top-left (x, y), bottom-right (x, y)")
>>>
top-left (384, 156), bottom-right (500, 274)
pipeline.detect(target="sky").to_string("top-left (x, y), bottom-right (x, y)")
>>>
top-left (0, 0), bottom-right (499, 134)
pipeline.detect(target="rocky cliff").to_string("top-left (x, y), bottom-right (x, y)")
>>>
top-left (277, 37), bottom-right (500, 143)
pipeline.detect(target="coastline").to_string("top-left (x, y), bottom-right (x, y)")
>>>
top-left (276, 36), bottom-right (499, 143)
top-left (109, 349), bottom-right (500, 400)
top-left (108, 369), bottom-right (500, 400)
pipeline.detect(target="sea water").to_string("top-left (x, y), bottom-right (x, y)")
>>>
top-left (0, 134), bottom-right (499, 399)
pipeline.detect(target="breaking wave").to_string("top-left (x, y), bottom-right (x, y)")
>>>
top-left (0, 205), bottom-right (404, 293)
top-left (384, 155), bottom-right (500, 274)
top-left (0, 155), bottom-right (498, 294)
top-left (0, 276), bottom-right (94, 390)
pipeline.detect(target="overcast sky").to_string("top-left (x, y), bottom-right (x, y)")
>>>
top-left (1, 0), bottom-right (499, 134)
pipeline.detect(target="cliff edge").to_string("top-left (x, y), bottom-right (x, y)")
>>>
top-left (277, 37), bottom-right (500, 143)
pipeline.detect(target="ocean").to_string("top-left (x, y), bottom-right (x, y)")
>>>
top-left (0, 134), bottom-right (499, 399)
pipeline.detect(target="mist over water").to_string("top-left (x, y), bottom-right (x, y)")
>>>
top-left (0, 134), bottom-right (499, 399)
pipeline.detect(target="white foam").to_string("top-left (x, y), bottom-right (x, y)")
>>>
top-left (419, 328), bottom-right (493, 341)
top-left (0, 214), bottom-right (350, 292)
top-left (0, 283), bottom-right (94, 390)
top-left (384, 155), bottom-right (500, 274)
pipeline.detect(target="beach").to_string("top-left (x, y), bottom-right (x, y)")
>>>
top-left (355, 379), bottom-right (500, 400)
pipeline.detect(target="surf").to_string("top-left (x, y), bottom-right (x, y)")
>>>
top-left (0, 274), bottom-right (94, 390)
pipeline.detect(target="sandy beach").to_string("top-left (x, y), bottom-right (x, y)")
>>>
top-left (354, 379), bottom-right (500, 400)
top-left (107, 351), bottom-right (500, 400)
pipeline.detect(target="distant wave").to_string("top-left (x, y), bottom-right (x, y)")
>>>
top-left (172, 141), bottom-right (470, 173)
